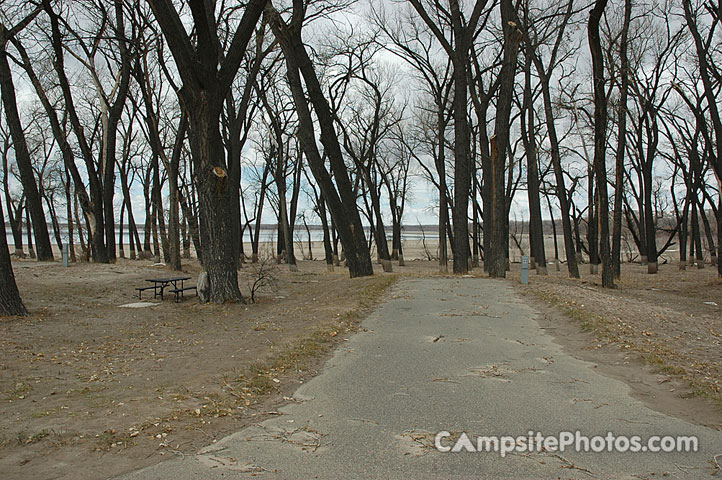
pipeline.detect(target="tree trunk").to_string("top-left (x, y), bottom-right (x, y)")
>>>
top-left (118, 199), bottom-right (125, 258)
top-left (546, 195), bottom-right (561, 268)
top-left (587, 167), bottom-right (599, 272)
top-left (64, 170), bottom-right (76, 261)
top-left (691, 201), bottom-right (704, 267)
top-left (589, 0), bottom-right (614, 287)
top-left (642, 108), bottom-right (659, 274)
top-left (318, 192), bottom-right (334, 270)
top-left (450, 51), bottom-right (471, 274)
top-left (697, 199), bottom-right (716, 265)
top-left (534, 69), bottom-right (579, 278)
top-left (521, 48), bottom-right (547, 274)
top-left (678, 195), bottom-right (689, 269)
top-left (276, 163), bottom-right (297, 271)
top-left (0, 195), bottom-right (27, 315)
top-left (184, 100), bottom-right (244, 301)
top-left (251, 167), bottom-right (269, 262)
top-left (612, 0), bottom-right (631, 278)
top-left (437, 112), bottom-right (450, 273)
top-left (74, 194), bottom-right (88, 261)
top-left (44, 3), bottom-right (108, 263)
top-left (267, 7), bottom-right (373, 278)
top-left (0, 38), bottom-right (54, 261)
top-left (128, 201), bottom-right (136, 260)
top-left (182, 214), bottom-right (190, 259)
top-left (43, 193), bottom-right (63, 252)
top-left (488, 0), bottom-right (521, 278)
top-left (365, 169), bottom-right (391, 262)
top-left (25, 207), bottom-right (35, 259)
top-left (166, 115), bottom-right (186, 271)
top-left (643, 158), bottom-right (658, 273)
top-left (118, 165), bottom-right (142, 259)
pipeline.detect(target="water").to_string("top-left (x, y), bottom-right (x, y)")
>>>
top-left (5, 225), bottom-right (441, 248)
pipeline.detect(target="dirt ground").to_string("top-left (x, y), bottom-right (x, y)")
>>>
top-left (509, 261), bottom-right (722, 429)
top-left (0, 257), bottom-right (402, 480)
top-left (2, 255), bottom-right (721, 480)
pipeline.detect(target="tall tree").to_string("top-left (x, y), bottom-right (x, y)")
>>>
top-left (682, 0), bottom-right (722, 277)
top-left (0, 193), bottom-right (27, 316)
top-left (408, 0), bottom-right (490, 273)
top-left (0, 9), bottom-right (54, 261)
top-left (611, 0), bottom-right (631, 278)
top-left (146, 0), bottom-right (267, 302)
top-left (588, 0), bottom-right (614, 287)
top-left (525, 0), bottom-right (579, 278)
top-left (43, 0), bottom-right (113, 262)
top-left (487, 0), bottom-right (522, 277)
top-left (372, 7), bottom-right (456, 272)
top-left (266, 0), bottom-right (374, 278)
top-left (519, 30), bottom-right (546, 274)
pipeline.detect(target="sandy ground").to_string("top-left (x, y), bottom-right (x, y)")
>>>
top-left (0, 256), bottom-right (399, 480)
top-left (2, 250), bottom-right (721, 479)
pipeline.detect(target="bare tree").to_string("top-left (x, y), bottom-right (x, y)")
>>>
top-left (266, 0), bottom-right (374, 278)
top-left (588, 0), bottom-right (614, 287)
top-left (0, 6), bottom-right (53, 261)
top-left (146, 0), bottom-right (266, 301)
top-left (407, 0), bottom-right (490, 274)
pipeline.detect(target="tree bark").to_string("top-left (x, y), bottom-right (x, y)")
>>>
top-left (588, 0), bottom-right (614, 287)
top-left (697, 198), bottom-right (716, 265)
top-left (44, 2), bottom-right (108, 262)
top-left (147, 0), bottom-right (266, 301)
top-left (437, 112), bottom-right (450, 272)
top-left (118, 199), bottom-right (126, 258)
top-left (488, 0), bottom-right (522, 278)
top-left (612, 0), bottom-right (631, 278)
top-left (531, 66), bottom-right (579, 277)
top-left (102, 2), bottom-right (132, 263)
top-left (267, 3), bottom-right (373, 278)
top-left (521, 44), bottom-right (547, 274)
top-left (0, 194), bottom-right (27, 315)
top-left (450, 34), bottom-right (471, 273)
top-left (0, 27), bottom-right (54, 261)
top-left (64, 170), bottom-right (76, 261)
top-left (25, 207), bottom-right (34, 258)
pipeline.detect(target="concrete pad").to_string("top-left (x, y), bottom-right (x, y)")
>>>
top-left (119, 302), bottom-right (159, 309)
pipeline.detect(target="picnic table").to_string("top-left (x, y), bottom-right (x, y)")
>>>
top-left (136, 276), bottom-right (191, 300)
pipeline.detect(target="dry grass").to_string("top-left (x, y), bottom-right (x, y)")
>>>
top-left (516, 262), bottom-right (722, 405)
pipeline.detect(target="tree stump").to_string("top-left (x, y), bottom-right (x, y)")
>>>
top-left (198, 272), bottom-right (210, 303)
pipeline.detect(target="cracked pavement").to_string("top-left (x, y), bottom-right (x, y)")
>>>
top-left (117, 277), bottom-right (722, 479)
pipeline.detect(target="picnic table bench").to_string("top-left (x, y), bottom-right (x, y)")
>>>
top-left (136, 276), bottom-right (193, 301)
top-left (168, 285), bottom-right (198, 303)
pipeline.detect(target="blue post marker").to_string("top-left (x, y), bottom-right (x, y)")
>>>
top-left (63, 244), bottom-right (69, 267)
top-left (521, 255), bottom-right (529, 284)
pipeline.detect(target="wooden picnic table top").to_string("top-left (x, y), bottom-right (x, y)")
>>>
top-left (145, 276), bottom-right (191, 283)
